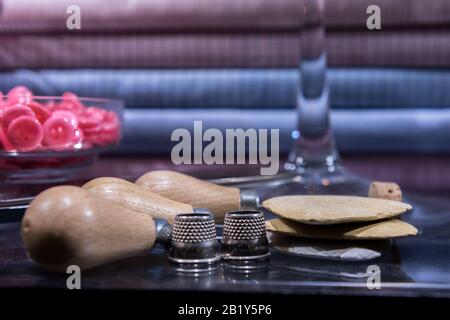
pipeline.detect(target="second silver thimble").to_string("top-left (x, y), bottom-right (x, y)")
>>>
top-left (169, 213), bottom-right (220, 264)
top-left (221, 210), bottom-right (270, 261)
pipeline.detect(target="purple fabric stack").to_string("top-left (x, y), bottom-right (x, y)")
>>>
top-left (1, 0), bottom-right (450, 68)
top-left (325, 0), bottom-right (450, 68)
top-left (0, 0), bottom-right (302, 69)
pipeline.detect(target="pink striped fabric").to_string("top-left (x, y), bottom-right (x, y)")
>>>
top-left (325, 0), bottom-right (450, 29)
top-left (1, 0), bottom-right (449, 33)
top-left (0, 33), bottom-right (302, 69)
top-left (0, 0), bottom-right (302, 34)
top-left (327, 30), bottom-right (450, 68)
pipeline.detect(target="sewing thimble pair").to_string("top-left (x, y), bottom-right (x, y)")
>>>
top-left (168, 210), bottom-right (269, 264)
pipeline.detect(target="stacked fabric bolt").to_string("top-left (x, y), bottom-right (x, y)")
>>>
top-left (0, 0), bottom-right (449, 154)
top-left (0, 0), bottom-right (302, 68)
top-left (325, 0), bottom-right (450, 67)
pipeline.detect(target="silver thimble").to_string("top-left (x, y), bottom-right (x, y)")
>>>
top-left (221, 210), bottom-right (270, 261)
top-left (169, 213), bottom-right (220, 264)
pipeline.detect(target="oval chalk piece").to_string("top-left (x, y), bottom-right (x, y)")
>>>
top-left (266, 218), bottom-right (418, 240)
top-left (43, 116), bottom-right (77, 149)
top-left (2, 105), bottom-right (35, 130)
top-left (263, 195), bottom-right (413, 225)
top-left (7, 116), bottom-right (43, 152)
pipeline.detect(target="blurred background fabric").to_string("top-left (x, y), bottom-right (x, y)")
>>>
top-left (0, 0), bottom-right (303, 33)
top-left (1, 69), bottom-right (450, 109)
top-left (0, 0), bottom-right (449, 154)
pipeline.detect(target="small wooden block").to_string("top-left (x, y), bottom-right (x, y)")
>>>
top-left (368, 181), bottom-right (402, 202)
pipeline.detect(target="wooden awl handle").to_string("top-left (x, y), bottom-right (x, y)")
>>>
top-left (22, 186), bottom-right (158, 272)
top-left (82, 177), bottom-right (194, 225)
top-left (135, 170), bottom-right (258, 223)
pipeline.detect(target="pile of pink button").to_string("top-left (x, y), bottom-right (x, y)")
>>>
top-left (0, 86), bottom-right (120, 152)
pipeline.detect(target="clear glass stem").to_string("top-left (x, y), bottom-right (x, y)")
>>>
top-left (229, 0), bottom-right (370, 197)
top-left (285, 0), bottom-right (341, 175)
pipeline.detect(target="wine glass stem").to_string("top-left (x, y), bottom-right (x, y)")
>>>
top-left (286, 3), bottom-right (341, 174)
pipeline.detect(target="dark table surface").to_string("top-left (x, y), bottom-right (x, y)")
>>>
top-left (1, 156), bottom-right (449, 298)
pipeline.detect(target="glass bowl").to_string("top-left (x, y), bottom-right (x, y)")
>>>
top-left (0, 96), bottom-right (124, 183)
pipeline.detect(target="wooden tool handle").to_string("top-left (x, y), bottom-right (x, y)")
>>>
top-left (22, 186), bottom-right (156, 272)
top-left (82, 177), bottom-right (193, 225)
top-left (136, 171), bottom-right (241, 223)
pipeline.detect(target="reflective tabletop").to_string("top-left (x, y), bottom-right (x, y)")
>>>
top-left (1, 192), bottom-right (449, 298)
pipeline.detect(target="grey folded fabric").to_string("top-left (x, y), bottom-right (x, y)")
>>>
top-left (0, 69), bottom-right (297, 108)
top-left (0, 33), bottom-right (301, 69)
top-left (325, 0), bottom-right (450, 29)
top-left (117, 108), bottom-right (450, 154)
top-left (329, 68), bottom-right (450, 109)
top-left (2, 68), bottom-right (450, 109)
top-left (0, 0), bottom-right (302, 33)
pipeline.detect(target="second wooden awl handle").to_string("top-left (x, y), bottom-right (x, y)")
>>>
top-left (136, 170), bottom-right (252, 222)
top-left (82, 177), bottom-right (194, 225)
